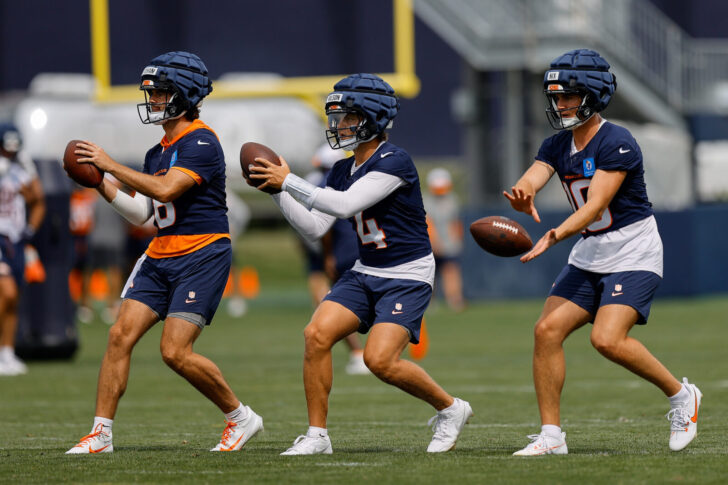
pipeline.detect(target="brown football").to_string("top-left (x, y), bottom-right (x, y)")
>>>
top-left (470, 216), bottom-right (533, 257)
top-left (240, 142), bottom-right (282, 194)
top-left (63, 140), bottom-right (103, 188)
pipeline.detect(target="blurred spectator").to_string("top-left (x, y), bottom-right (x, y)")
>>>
top-left (69, 186), bottom-right (97, 323)
top-left (224, 189), bottom-right (251, 317)
top-left (423, 168), bottom-right (465, 312)
top-left (0, 123), bottom-right (46, 375)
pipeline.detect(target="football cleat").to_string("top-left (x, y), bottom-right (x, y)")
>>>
top-left (210, 406), bottom-right (264, 451)
top-left (66, 423), bottom-right (113, 454)
top-left (667, 378), bottom-right (702, 451)
top-left (280, 434), bottom-right (333, 455)
top-left (513, 431), bottom-right (568, 456)
top-left (426, 397), bottom-right (473, 452)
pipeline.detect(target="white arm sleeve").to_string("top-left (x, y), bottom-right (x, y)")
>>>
top-left (272, 191), bottom-right (336, 241)
top-left (309, 171), bottom-right (405, 218)
top-left (110, 190), bottom-right (153, 226)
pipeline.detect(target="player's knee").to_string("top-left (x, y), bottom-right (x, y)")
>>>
top-left (107, 323), bottom-right (135, 352)
top-left (303, 323), bottom-right (334, 353)
top-left (160, 343), bottom-right (187, 372)
top-left (534, 317), bottom-right (564, 344)
top-left (590, 332), bottom-right (620, 358)
top-left (362, 352), bottom-right (393, 381)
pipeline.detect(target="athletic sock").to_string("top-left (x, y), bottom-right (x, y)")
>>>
top-left (669, 384), bottom-right (690, 406)
top-left (225, 403), bottom-right (249, 423)
top-left (307, 426), bottom-right (328, 438)
top-left (93, 416), bottom-right (113, 433)
top-left (541, 424), bottom-right (562, 439)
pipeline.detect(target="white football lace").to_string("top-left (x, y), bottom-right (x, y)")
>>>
top-left (666, 407), bottom-right (690, 431)
top-left (524, 433), bottom-right (546, 448)
top-left (428, 413), bottom-right (454, 440)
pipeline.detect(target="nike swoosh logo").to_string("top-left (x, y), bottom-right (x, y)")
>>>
top-left (221, 433), bottom-right (245, 452)
top-left (611, 292), bottom-right (623, 297)
top-left (89, 444), bottom-right (110, 453)
top-left (691, 388), bottom-right (699, 423)
top-left (197, 140), bottom-right (210, 145)
top-left (380, 152), bottom-right (394, 158)
top-left (619, 147), bottom-right (631, 154)
top-left (392, 311), bottom-right (403, 314)
top-left (185, 299), bottom-right (196, 303)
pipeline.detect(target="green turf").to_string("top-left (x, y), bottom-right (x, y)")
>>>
top-left (1, 230), bottom-right (726, 483)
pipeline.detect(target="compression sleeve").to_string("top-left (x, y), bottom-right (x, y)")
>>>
top-left (110, 190), bottom-right (153, 226)
top-left (272, 191), bottom-right (336, 241)
top-left (310, 171), bottom-right (405, 218)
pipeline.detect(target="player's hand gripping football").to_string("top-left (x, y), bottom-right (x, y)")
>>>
top-left (248, 156), bottom-right (291, 192)
top-left (503, 186), bottom-right (541, 223)
top-left (75, 141), bottom-right (117, 172)
top-left (520, 228), bottom-right (558, 263)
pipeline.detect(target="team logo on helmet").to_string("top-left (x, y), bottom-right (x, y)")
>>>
top-left (543, 49), bottom-right (617, 131)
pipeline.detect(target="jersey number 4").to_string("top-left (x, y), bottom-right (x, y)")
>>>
top-left (153, 200), bottom-right (176, 228)
top-left (355, 212), bottom-right (387, 249)
top-left (561, 179), bottom-right (612, 232)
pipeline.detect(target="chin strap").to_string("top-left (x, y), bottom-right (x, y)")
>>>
top-left (281, 173), bottom-right (320, 210)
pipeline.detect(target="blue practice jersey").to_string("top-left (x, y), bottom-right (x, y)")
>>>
top-left (536, 121), bottom-right (653, 237)
top-left (325, 142), bottom-right (431, 268)
top-left (142, 120), bottom-right (229, 258)
top-left (316, 169), bottom-right (359, 274)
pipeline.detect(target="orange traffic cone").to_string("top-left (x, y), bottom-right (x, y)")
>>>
top-left (409, 317), bottom-right (429, 360)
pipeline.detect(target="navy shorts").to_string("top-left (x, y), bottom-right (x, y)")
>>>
top-left (0, 237), bottom-right (25, 286)
top-left (122, 240), bottom-right (231, 325)
top-left (549, 264), bottom-right (662, 325)
top-left (324, 270), bottom-right (432, 344)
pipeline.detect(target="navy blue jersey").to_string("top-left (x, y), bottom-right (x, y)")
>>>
top-left (325, 142), bottom-right (431, 268)
top-left (316, 169), bottom-right (358, 274)
top-left (142, 120), bottom-right (229, 257)
top-left (536, 121), bottom-right (653, 237)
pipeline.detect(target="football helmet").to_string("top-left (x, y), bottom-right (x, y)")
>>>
top-left (543, 49), bottom-right (617, 130)
top-left (325, 73), bottom-right (399, 150)
top-left (137, 51), bottom-right (213, 125)
top-left (0, 123), bottom-right (22, 154)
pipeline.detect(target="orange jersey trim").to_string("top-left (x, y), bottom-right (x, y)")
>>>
top-left (145, 233), bottom-right (230, 259)
top-left (160, 119), bottom-right (220, 149)
top-left (171, 166), bottom-right (203, 185)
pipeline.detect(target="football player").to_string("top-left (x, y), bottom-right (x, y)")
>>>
top-left (250, 74), bottom-right (473, 455)
top-left (65, 52), bottom-right (263, 454)
top-left (0, 123), bottom-right (45, 376)
top-left (505, 49), bottom-right (701, 455)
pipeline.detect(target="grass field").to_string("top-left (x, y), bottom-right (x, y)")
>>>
top-left (1, 230), bottom-right (727, 484)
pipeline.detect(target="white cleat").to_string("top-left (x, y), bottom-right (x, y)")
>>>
top-left (345, 353), bottom-right (371, 376)
top-left (210, 406), bottom-right (264, 451)
top-left (667, 378), bottom-right (702, 452)
top-left (66, 423), bottom-right (113, 454)
top-left (0, 352), bottom-right (27, 376)
top-left (513, 431), bottom-right (568, 456)
top-left (426, 397), bottom-right (473, 452)
top-left (280, 434), bottom-right (333, 455)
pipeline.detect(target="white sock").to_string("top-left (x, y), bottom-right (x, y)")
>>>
top-left (93, 416), bottom-right (113, 433)
top-left (307, 426), bottom-right (328, 438)
top-left (669, 384), bottom-right (690, 406)
top-left (225, 403), bottom-right (249, 423)
top-left (542, 424), bottom-right (562, 438)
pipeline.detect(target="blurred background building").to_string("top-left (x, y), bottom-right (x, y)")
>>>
top-left (0, 0), bottom-right (726, 334)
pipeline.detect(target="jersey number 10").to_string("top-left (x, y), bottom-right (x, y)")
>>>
top-left (561, 179), bottom-right (613, 232)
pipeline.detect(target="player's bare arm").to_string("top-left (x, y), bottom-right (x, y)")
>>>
top-left (521, 169), bottom-right (626, 262)
top-left (503, 161), bottom-right (554, 223)
top-left (249, 155), bottom-right (290, 191)
top-left (19, 180), bottom-right (45, 233)
top-left (75, 141), bottom-right (196, 202)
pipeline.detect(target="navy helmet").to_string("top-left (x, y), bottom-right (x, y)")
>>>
top-left (543, 49), bottom-right (617, 130)
top-left (137, 51), bottom-right (213, 125)
top-left (325, 73), bottom-right (400, 150)
top-left (0, 122), bottom-right (21, 154)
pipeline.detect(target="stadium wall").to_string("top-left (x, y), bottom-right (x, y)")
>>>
top-left (461, 205), bottom-right (728, 299)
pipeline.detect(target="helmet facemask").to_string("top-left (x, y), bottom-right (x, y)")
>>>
top-left (137, 83), bottom-right (189, 125)
top-left (325, 107), bottom-right (375, 150)
top-left (544, 87), bottom-right (595, 131)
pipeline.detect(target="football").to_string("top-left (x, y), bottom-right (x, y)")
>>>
top-left (63, 140), bottom-right (103, 188)
top-left (469, 215), bottom-right (533, 257)
top-left (240, 142), bottom-right (282, 194)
